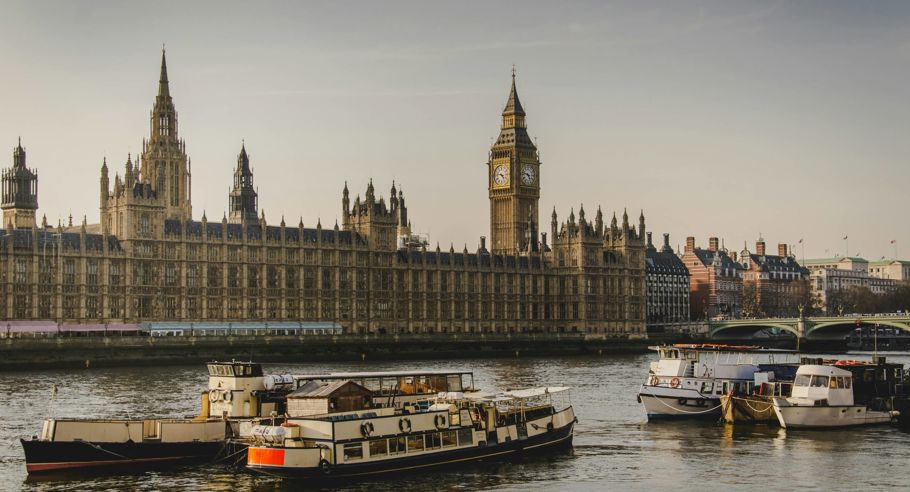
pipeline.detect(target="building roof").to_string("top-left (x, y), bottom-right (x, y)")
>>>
top-left (287, 380), bottom-right (369, 399)
top-left (645, 249), bottom-right (689, 275)
top-left (869, 259), bottom-right (910, 266)
top-left (805, 256), bottom-right (868, 264)
top-left (690, 248), bottom-right (742, 271)
top-left (746, 253), bottom-right (808, 274)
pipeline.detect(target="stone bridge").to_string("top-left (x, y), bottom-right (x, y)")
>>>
top-left (708, 315), bottom-right (910, 341)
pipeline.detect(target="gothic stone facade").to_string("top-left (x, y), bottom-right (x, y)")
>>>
top-left (0, 52), bottom-right (646, 337)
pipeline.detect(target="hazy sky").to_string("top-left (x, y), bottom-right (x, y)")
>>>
top-left (1, 1), bottom-right (908, 260)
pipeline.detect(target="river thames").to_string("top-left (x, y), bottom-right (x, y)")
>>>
top-left (1, 352), bottom-right (909, 491)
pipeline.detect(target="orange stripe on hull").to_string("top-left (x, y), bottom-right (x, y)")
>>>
top-left (248, 447), bottom-right (285, 466)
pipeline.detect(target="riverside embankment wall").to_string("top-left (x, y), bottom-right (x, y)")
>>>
top-left (0, 333), bottom-right (663, 371)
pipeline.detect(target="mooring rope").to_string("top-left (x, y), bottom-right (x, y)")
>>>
top-left (650, 395), bottom-right (722, 414)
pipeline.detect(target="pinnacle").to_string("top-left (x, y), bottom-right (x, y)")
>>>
top-left (503, 67), bottom-right (526, 116)
top-left (158, 48), bottom-right (170, 97)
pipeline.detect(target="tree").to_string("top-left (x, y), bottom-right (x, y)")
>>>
top-left (742, 283), bottom-right (762, 318)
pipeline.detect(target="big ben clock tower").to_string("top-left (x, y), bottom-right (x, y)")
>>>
top-left (489, 70), bottom-right (540, 255)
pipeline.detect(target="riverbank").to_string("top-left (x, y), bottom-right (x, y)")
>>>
top-left (0, 333), bottom-right (661, 371)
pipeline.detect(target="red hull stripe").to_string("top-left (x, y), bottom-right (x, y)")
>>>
top-left (26, 455), bottom-right (192, 473)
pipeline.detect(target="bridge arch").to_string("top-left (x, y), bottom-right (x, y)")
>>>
top-left (808, 319), bottom-right (910, 340)
top-left (709, 321), bottom-right (800, 339)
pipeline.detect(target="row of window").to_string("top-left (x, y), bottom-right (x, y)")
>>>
top-left (342, 428), bottom-right (473, 462)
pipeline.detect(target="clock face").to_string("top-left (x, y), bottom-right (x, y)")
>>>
top-left (521, 164), bottom-right (536, 185)
top-left (493, 164), bottom-right (509, 186)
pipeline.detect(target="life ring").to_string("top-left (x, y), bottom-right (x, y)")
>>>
top-left (434, 414), bottom-right (447, 429)
top-left (208, 390), bottom-right (218, 403)
top-left (399, 417), bottom-right (412, 433)
top-left (669, 378), bottom-right (680, 389)
top-left (360, 421), bottom-right (374, 437)
top-left (649, 376), bottom-right (660, 386)
top-left (319, 458), bottom-right (331, 475)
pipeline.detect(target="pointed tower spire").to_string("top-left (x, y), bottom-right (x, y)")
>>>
top-left (158, 47), bottom-right (170, 97)
top-left (503, 65), bottom-right (526, 117)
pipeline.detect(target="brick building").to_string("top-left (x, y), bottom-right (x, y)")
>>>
top-left (681, 236), bottom-right (742, 320)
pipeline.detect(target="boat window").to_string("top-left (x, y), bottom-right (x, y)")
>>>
top-left (426, 433), bottom-right (442, 449)
top-left (343, 443), bottom-right (363, 461)
top-left (388, 437), bottom-right (406, 455)
top-left (457, 427), bottom-right (473, 446)
top-left (810, 376), bottom-right (829, 388)
top-left (407, 435), bottom-right (424, 452)
top-left (722, 382), bottom-right (729, 394)
top-left (442, 431), bottom-right (457, 448)
top-left (836, 377), bottom-right (845, 389)
top-left (369, 439), bottom-right (388, 457)
top-left (829, 377), bottom-right (838, 389)
top-left (794, 375), bottom-right (811, 387)
top-left (448, 375), bottom-right (463, 392)
top-left (844, 378), bottom-right (852, 389)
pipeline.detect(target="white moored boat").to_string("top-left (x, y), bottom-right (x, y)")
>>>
top-left (772, 365), bottom-right (900, 429)
top-left (638, 344), bottom-right (800, 420)
top-left (246, 386), bottom-right (576, 479)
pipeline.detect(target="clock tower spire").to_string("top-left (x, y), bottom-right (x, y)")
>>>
top-left (488, 68), bottom-right (540, 255)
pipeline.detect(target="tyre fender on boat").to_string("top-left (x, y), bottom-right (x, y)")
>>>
top-left (399, 417), bottom-right (412, 433)
top-left (360, 421), bottom-right (374, 437)
top-left (209, 390), bottom-right (218, 403)
top-left (434, 414), bottom-right (447, 429)
top-left (670, 377), bottom-right (680, 388)
top-left (649, 376), bottom-right (660, 386)
top-left (319, 459), bottom-right (331, 475)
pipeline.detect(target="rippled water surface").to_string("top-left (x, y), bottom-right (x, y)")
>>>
top-left (2, 353), bottom-right (909, 491)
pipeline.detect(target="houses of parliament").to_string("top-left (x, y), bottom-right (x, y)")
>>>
top-left (0, 51), bottom-right (646, 337)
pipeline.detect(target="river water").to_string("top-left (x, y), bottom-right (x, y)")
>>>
top-left (2, 352), bottom-right (909, 491)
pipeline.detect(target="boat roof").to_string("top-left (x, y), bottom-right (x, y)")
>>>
top-left (649, 344), bottom-right (798, 353)
top-left (292, 370), bottom-right (473, 380)
top-left (796, 365), bottom-right (852, 376)
top-left (463, 386), bottom-right (570, 402)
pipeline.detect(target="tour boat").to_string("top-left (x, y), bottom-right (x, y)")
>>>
top-left (21, 362), bottom-right (478, 474)
top-left (772, 362), bottom-right (904, 429)
top-left (246, 387), bottom-right (576, 479)
top-left (638, 344), bottom-right (800, 420)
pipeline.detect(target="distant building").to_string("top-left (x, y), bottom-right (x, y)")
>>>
top-left (738, 240), bottom-right (809, 318)
top-left (803, 256), bottom-right (900, 314)
top-left (868, 260), bottom-right (910, 282)
top-left (645, 233), bottom-right (690, 323)
top-left (681, 236), bottom-right (742, 320)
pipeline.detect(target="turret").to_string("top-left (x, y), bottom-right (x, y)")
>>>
top-left (1, 138), bottom-right (39, 229)
top-left (228, 142), bottom-right (258, 224)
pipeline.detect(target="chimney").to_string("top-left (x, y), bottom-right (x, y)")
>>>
top-left (662, 233), bottom-right (671, 253)
top-left (756, 240), bottom-right (766, 256)
top-left (479, 236), bottom-right (486, 251)
top-left (685, 236), bottom-right (695, 253)
top-left (709, 237), bottom-right (719, 252)
top-left (646, 232), bottom-right (653, 248)
top-left (731, 251), bottom-right (738, 262)
top-left (778, 243), bottom-right (788, 257)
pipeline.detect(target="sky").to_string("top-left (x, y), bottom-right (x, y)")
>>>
top-left (1, 1), bottom-right (908, 260)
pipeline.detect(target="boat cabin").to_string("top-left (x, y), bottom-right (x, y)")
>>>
top-left (287, 380), bottom-right (373, 417)
top-left (649, 344), bottom-right (799, 381)
top-left (790, 365), bottom-right (854, 406)
top-left (291, 371), bottom-right (476, 408)
top-left (204, 361), bottom-right (288, 419)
